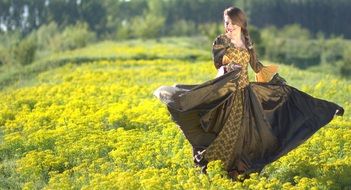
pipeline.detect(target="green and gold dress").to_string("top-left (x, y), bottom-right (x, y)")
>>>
top-left (153, 34), bottom-right (344, 178)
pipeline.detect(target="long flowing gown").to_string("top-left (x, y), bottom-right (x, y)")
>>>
top-left (153, 34), bottom-right (344, 177)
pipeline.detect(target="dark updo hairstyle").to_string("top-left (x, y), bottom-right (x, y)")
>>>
top-left (224, 6), bottom-right (259, 69)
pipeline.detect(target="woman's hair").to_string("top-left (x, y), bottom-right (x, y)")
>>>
top-left (224, 6), bottom-right (258, 68)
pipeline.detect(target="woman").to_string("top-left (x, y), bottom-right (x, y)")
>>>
top-left (153, 6), bottom-right (344, 180)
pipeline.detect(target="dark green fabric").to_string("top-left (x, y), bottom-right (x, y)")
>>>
top-left (154, 69), bottom-right (242, 148)
top-left (154, 33), bottom-right (344, 175)
top-left (154, 71), bottom-right (344, 174)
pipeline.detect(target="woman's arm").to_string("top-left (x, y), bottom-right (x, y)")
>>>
top-left (212, 35), bottom-right (229, 70)
top-left (212, 35), bottom-right (235, 77)
top-left (249, 59), bottom-right (264, 73)
top-left (249, 53), bottom-right (279, 82)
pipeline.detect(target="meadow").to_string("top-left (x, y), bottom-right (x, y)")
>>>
top-left (0, 37), bottom-right (350, 189)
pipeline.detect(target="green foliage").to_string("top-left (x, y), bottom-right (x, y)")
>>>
top-left (78, 0), bottom-right (107, 36)
top-left (0, 31), bottom-right (21, 66)
top-left (198, 22), bottom-right (223, 41)
top-left (58, 22), bottom-right (96, 51)
top-left (115, 12), bottom-right (166, 40)
top-left (318, 36), bottom-right (351, 78)
top-left (321, 37), bottom-right (346, 64)
top-left (131, 13), bottom-right (166, 39)
top-left (0, 46), bottom-right (10, 66)
top-left (260, 24), bottom-right (351, 73)
top-left (0, 21), bottom-right (97, 67)
top-left (1, 0), bottom-right (351, 40)
top-left (115, 21), bottom-right (132, 40)
top-left (29, 21), bottom-right (96, 54)
top-left (248, 26), bottom-right (264, 56)
top-left (340, 45), bottom-right (351, 78)
top-left (0, 37), bottom-right (210, 90)
top-left (261, 26), bottom-right (316, 67)
top-left (12, 34), bottom-right (37, 66)
top-left (280, 24), bottom-right (312, 40)
top-left (206, 160), bottom-right (227, 179)
top-left (35, 22), bottom-right (60, 54)
top-left (248, 0), bottom-right (351, 38)
top-left (169, 20), bottom-right (197, 36)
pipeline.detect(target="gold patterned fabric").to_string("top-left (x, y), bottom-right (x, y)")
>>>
top-left (203, 39), bottom-right (251, 170)
top-left (203, 89), bottom-right (244, 170)
top-left (224, 47), bottom-right (250, 89)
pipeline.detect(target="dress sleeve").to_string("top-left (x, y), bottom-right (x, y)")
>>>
top-left (212, 35), bottom-right (229, 70)
top-left (251, 60), bottom-right (279, 82)
top-left (249, 59), bottom-right (264, 73)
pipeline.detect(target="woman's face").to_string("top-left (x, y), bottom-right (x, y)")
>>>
top-left (224, 15), bottom-right (240, 33)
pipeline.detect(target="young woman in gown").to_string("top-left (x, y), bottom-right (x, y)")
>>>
top-left (153, 6), bottom-right (344, 180)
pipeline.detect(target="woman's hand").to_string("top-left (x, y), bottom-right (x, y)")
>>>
top-left (215, 64), bottom-right (242, 78)
top-left (226, 63), bottom-right (242, 72)
top-left (215, 66), bottom-right (226, 78)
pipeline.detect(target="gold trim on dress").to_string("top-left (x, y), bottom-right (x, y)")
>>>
top-left (255, 65), bottom-right (279, 82)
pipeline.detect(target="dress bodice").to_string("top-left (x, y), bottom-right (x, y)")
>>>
top-left (212, 34), bottom-right (279, 87)
top-left (222, 46), bottom-right (251, 89)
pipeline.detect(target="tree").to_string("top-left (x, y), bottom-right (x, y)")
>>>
top-left (131, 12), bottom-right (165, 39)
top-left (77, 0), bottom-right (107, 36)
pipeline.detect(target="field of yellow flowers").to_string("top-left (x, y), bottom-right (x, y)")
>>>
top-left (0, 38), bottom-right (350, 189)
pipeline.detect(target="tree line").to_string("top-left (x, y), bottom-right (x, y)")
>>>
top-left (0, 0), bottom-right (350, 39)
top-left (0, 0), bottom-right (350, 78)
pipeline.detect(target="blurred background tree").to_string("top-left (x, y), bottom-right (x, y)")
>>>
top-left (0, 0), bottom-right (350, 77)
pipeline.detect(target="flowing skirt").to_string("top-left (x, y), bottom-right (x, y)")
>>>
top-left (153, 69), bottom-right (344, 176)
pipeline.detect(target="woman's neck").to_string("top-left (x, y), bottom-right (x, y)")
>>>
top-left (226, 31), bottom-right (245, 47)
top-left (230, 31), bottom-right (242, 41)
